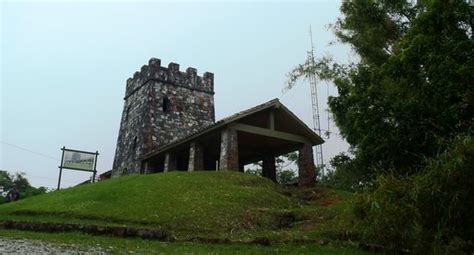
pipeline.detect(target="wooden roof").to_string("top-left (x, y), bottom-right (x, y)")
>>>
top-left (140, 98), bottom-right (324, 160)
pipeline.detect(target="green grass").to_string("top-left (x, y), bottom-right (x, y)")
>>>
top-left (0, 172), bottom-right (291, 238)
top-left (0, 171), bottom-right (374, 254)
top-left (0, 230), bottom-right (373, 255)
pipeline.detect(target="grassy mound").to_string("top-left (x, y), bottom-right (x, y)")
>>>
top-left (0, 172), bottom-right (376, 254)
top-left (0, 172), bottom-right (291, 237)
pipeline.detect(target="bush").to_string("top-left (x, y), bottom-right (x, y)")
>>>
top-left (276, 169), bottom-right (297, 185)
top-left (354, 175), bottom-right (418, 251)
top-left (411, 134), bottom-right (474, 254)
top-left (354, 134), bottom-right (474, 254)
top-left (321, 153), bottom-right (371, 192)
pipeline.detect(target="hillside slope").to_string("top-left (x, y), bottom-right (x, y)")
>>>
top-left (0, 172), bottom-right (293, 237)
top-left (0, 171), bottom-right (374, 254)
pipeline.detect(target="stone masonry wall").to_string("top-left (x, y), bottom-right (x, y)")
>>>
top-left (219, 128), bottom-right (239, 171)
top-left (298, 144), bottom-right (316, 187)
top-left (112, 58), bottom-right (215, 176)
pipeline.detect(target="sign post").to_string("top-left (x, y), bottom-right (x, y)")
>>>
top-left (57, 147), bottom-right (99, 190)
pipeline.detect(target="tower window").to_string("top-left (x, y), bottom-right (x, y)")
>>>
top-left (162, 97), bottom-right (171, 113)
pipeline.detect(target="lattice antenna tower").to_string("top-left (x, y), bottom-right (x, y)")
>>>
top-left (307, 26), bottom-right (325, 176)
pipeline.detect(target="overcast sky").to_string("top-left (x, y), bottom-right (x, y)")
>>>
top-left (0, 0), bottom-right (352, 189)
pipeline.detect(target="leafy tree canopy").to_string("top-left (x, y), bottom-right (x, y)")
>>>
top-left (288, 0), bottom-right (474, 180)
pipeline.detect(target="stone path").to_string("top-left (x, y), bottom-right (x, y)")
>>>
top-left (0, 237), bottom-right (109, 254)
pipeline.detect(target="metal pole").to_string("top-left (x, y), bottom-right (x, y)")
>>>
top-left (57, 146), bottom-right (65, 190)
top-left (92, 151), bottom-right (99, 183)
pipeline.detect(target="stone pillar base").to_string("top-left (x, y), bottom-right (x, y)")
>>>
top-left (164, 153), bottom-right (177, 172)
top-left (262, 155), bottom-right (277, 182)
top-left (219, 128), bottom-right (239, 171)
top-left (188, 142), bottom-right (204, 171)
top-left (298, 144), bottom-right (316, 187)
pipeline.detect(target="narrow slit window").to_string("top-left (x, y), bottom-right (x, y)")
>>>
top-left (162, 97), bottom-right (171, 113)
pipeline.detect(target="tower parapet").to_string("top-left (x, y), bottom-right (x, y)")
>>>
top-left (113, 57), bottom-right (216, 176)
top-left (125, 58), bottom-right (214, 99)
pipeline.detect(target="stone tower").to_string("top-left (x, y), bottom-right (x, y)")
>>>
top-left (112, 58), bottom-right (215, 176)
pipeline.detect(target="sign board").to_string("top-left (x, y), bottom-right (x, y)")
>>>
top-left (57, 147), bottom-right (99, 190)
top-left (61, 150), bottom-right (97, 171)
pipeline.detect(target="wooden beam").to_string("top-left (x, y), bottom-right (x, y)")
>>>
top-left (230, 123), bottom-right (310, 144)
top-left (269, 111), bottom-right (275, 130)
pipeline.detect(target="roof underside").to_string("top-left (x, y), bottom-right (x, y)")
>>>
top-left (141, 98), bottom-right (324, 161)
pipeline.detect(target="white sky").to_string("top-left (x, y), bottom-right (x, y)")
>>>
top-left (0, 0), bottom-right (353, 189)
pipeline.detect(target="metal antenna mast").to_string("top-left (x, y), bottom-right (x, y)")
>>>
top-left (307, 26), bottom-right (325, 176)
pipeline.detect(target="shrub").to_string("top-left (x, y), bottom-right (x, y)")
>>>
top-left (276, 169), bottom-right (297, 185)
top-left (411, 134), bottom-right (474, 254)
top-left (321, 153), bottom-right (371, 192)
top-left (354, 175), bottom-right (417, 252)
top-left (354, 134), bottom-right (474, 254)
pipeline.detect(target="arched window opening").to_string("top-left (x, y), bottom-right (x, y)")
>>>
top-left (162, 97), bottom-right (171, 113)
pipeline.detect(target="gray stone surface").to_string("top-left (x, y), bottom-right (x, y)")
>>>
top-left (219, 128), bottom-right (239, 171)
top-left (112, 58), bottom-right (215, 176)
top-left (164, 153), bottom-right (176, 172)
top-left (188, 142), bottom-right (204, 171)
top-left (298, 143), bottom-right (316, 187)
top-left (0, 237), bottom-right (109, 254)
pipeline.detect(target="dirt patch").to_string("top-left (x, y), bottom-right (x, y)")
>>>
top-left (318, 196), bottom-right (340, 207)
top-left (289, 187), bottom-right (341, 207)
top-left (300, 188), bottom-right (328, 202)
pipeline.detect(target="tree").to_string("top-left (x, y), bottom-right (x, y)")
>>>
top-left (286, 0), bottom-right (474, 251)
top-left (321, 152), bottom-right (369, 191)
top-left (13, 172), bottom-right (31, 192)
top-left (245, 152), bottom-right (299, 185)
top-left (287, 0), bottom-right (474, 179)
top-left (0, 170), bottom-right (47, 202)
top-left (275, 152), bottom-right (298, 184)
top-left (0, 171), bottom-right (13, 190)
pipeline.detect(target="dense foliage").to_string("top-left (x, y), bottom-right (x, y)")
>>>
top-left (287, 0), bottom-right (473, 252)
top-left (321, 152), bottom-right (367, 192)
top-left (355, 135), bottom-right (473, 253)
top-left (288, 0), bottom-right (473, 179)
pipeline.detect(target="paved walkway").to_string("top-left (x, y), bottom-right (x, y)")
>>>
top-left (0, 237), bottom-right (109, 254)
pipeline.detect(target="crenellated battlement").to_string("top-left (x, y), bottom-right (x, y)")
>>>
top-left (125, 58), bottom-right (214, 99)
top-left (114, 57), bottom-right (216, 176)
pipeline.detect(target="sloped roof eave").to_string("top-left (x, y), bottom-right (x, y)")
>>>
top-left (139, 98), bottom-right (324, 160)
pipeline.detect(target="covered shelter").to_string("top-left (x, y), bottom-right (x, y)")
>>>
top-left (140, 99), bottom-right (324, 187)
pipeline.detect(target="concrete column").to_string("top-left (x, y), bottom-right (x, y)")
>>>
top-left (188, 142), bottom-right (204, 171)
top-left (262, 155), bottom-right (277, 182)
top-left (298, 144), bottom-right (316, 187)
top-left (219, 128), bottom-right (239, 171)
top-left (164, 153), bottom-right (177, 172)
